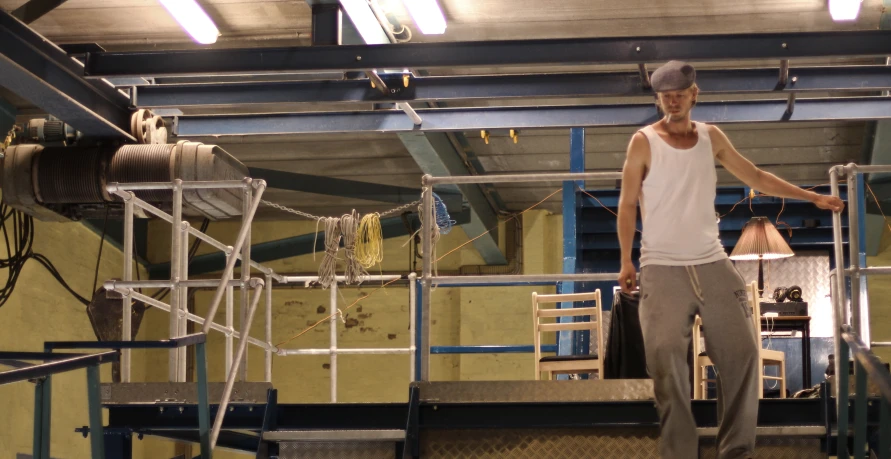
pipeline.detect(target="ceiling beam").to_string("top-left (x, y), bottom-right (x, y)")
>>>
top-left (173, 97), bottom-right (891, 136)
top-left (326, 0), bottom-right (505, 264)
top-left (83, 30), bottom-right (891, 78)
top-left (248, 167), bottom-right (462, 210)
top-left (133, 66), bottom-right (891, 108)
top-left (12, 0), bottom-right (70, 24)
top-left (0, 10), bottom-right (133, 139)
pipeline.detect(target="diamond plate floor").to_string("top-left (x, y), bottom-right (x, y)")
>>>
top-left (421, 429), bottom-right (824, 458)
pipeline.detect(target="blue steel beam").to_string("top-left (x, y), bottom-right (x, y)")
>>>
top-left (0, 98), bottom-right (15, 136)
top-left (174, 97), bottom-right (891, 136)
top-left (319, 0), bottom-right (505, 265)
top-left (82, 30), bottom-right (891, 77)
top-left (133, 66), bottom-right (891, 107)
top-left (12, 0), bottom-right (70, 24)
top-left (558, 128), bottom-right (584, 359)
top-left (248, 166), bottom-right (463, 210)
top-left (399, 132), bottom-right (506, 264)
top-left (864, 4), bottom-right (891, 257)
top-left (0, 10), bottom-right (133, 139)
top-left (146, 210), bottom-right (471, 279)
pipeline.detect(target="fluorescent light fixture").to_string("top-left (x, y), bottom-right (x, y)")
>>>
top-left (159, 0), bottom-right (220, 45)
top-left (828, 0), bottom-right (862, 21)
top-left (340, 0), bottom-right (391, 44)
top-left (401, 0), bottom-right (447, 35)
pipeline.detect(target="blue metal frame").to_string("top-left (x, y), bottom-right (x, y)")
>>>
top-left (83, 30), bottom-right (891, 77)
top-left (172, 97), bottom-right (891, 136)
top-left (0, 9), bottom-right (132, 138)
top-left (431, 345), bottom-right (558, 354)
top-left (44, 335), bottom-right (212, 459)
top-left (0, 350), bottom-right (118, 459)
top-left (11, 0), bottom-right (70, 24)
top-left (133, 66), bottom-right (891, 107)
top-left (558, 128), bottom-right (585, 359)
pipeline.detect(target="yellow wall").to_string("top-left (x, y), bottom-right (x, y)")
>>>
top-left (132, 209), bottom-right (564, 457)
top-left (867, 219), bottom-right (891, 364)
top-left (0, 214), bottom-right (172, 457)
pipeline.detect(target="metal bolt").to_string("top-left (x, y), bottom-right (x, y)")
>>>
top-left (791, 76), bottom-right (798, 84)
top-left (229, 406), bottom-right (235, 412)
top-left (635, 46), bottom-right (641, 52)
top-left (356, 55), bottom-right (362, 61)
top-left (159, 407), bottom-right (165, 412)
top-left (249, 406), bottom-right (254, 412)
top-left (433, 405), bottom-right (438, 411)
top-left (781, 43), bottom-right (788, 49)
top-left (179, 406), bottom-right (184, 413)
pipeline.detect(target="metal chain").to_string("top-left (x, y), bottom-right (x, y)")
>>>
top-left (378, 199), bottom-right (422, 217)
top-left (261, 199), bottom-right (420, 220)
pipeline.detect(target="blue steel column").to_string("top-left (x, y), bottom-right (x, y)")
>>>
top-left (86, 365), bottom-right (105, 459)
top-left (558, 128), bottom-right (585, 358)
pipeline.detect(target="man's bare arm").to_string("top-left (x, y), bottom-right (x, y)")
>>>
top-left (711, 125), bottom-right (844, 212)
top-left (617, 132), bottom-right (648, 292)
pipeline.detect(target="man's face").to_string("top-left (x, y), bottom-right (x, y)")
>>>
top-left (657, 86), bottom-right (697, 121)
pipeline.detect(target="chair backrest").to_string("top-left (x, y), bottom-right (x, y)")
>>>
top-left (532, 291), bottom-right (603, 372)
top-left (748, 281), bottom-right (763, 347)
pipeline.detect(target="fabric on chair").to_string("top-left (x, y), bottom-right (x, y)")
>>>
top-left (603, 292), bottom-right (649, 379)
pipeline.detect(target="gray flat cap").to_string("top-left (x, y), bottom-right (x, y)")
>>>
top-left (651, 61), bottom-right (696, 92)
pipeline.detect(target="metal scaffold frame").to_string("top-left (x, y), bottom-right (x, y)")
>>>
top-left (417, 171), bottom-right (624, 380)
top-left (102, 178), bottom-right (419, 454)
top-left (829, 164), bottom-right (891, 459)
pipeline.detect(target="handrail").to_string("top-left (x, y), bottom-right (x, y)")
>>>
top-left (0, 351), bottom-right (119, 385)
top-left (840, 325), bottom-right (891, 403)
top-left (45, 333), bottom-right (207, 351)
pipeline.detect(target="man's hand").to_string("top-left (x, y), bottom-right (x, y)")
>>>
top-left (618, 262), bottom-right (637, 294)
top-left (812, 193), bottom-right (845, 213)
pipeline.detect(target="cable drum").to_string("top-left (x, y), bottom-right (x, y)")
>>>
top-left (108, 144), bottom-right (176, 202)
top-left (33, 147), bottom-right (106, 204)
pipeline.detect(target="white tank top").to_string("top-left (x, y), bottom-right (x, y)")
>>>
top-left (638, 121), bottom-right (728, 267)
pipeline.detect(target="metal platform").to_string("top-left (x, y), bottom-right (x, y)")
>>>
top-left (100, 381), bottom-right (272, 404)
top-left (99, 380), bottom-right (853, 458)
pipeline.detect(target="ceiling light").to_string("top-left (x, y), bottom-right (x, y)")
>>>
top-left (829, 0), bottom-right (862, 21)
top-left (159, 0), bottom-right (220, 45)
top-left (401, 0), bottom-right (447, 35)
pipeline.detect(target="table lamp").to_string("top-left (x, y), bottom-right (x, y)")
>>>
top-left (729, 216), bottom-right (794, 297)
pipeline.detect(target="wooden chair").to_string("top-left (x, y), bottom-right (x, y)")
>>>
top-left (693, 281), bottom-right (786, 399)
top-left (532, 290), bottom-right (603, 380)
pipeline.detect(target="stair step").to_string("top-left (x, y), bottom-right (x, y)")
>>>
top-left (263, 429), bottom-right (406, 442)
top-left (697, 426), bottom-right (826, 437)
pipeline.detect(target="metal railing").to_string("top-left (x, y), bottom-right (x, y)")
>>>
top-left (103, 178), bottom-right (420, 456)
top-left (419, 171), bottom-right (623, 380)
top-left (0, 349), bottom-right (118, 459)
top-left (276, 273), bottom-right (416, 403)
top-left (829, 163), bottom-right (891, 459)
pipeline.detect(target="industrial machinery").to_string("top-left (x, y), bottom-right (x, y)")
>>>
top-left (1, 138), bottom-right (250, 222)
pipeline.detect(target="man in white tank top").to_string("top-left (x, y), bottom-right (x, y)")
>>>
top-left (616, 61), bottom-right (844, 459)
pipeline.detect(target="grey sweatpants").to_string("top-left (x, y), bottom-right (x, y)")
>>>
top-left (639, 258), bottom-right (759, 459)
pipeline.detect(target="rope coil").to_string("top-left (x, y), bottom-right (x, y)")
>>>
top-left (317, 217), bottom-right (342, 288)
top-left (341, 210), bottom-right (366, 284)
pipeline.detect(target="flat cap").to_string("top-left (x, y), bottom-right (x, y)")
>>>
top-left (651, 61), bottom-right (696, 92)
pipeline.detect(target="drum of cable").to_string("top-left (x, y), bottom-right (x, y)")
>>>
top-left (108, 144), bottom-right (176, 202)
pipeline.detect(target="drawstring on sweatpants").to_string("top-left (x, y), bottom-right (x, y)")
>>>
top-left (685, 266), bottom-right (704, 301)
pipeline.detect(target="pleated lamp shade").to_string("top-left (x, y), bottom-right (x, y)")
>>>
top-left (729, 216), bottom-right (794, 261)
